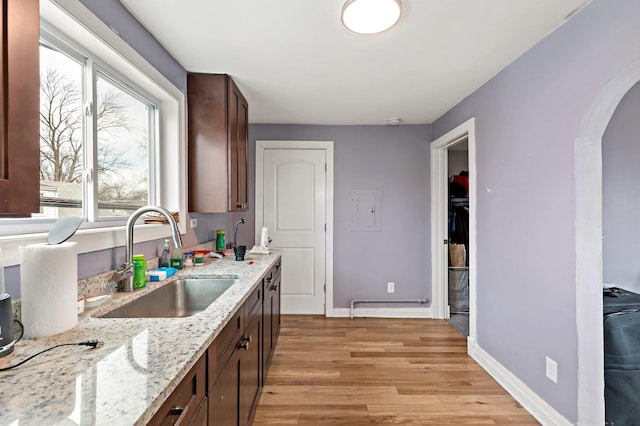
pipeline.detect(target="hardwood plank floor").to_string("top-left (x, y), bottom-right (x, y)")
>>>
top-left (253, 315), bottom-right (539, 425)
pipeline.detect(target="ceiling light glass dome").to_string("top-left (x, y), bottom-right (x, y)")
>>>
top-left (341, 0), bottom-right (402, 35)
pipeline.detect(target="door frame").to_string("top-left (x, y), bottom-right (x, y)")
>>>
top-left (255, 140), bottom-right (335, 315)
top-left (430, 118), bottom-right (477, 343)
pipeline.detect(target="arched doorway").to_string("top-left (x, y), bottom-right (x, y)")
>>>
top-left (575, 56), bottom-right (640, 424)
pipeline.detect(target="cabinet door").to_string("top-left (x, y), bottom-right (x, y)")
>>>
top-left (227, 78), bottom-right (248, 211)
top-left (209, 348), bottom-right (242, 426)
top-left (189, 396), bottom-right (208, 426)
top-left (148, 357), bottom-right (206, 426)
top-left (262, 277), bottom-right (273, 386)
top-left (241, 312), bottom-right (262, 425)
top-left (0, 0), bottom-right (40, 215)
top-left (187, 73), bottom-right (228, 213)
top-left (272, 272), bottom-right (282, 346)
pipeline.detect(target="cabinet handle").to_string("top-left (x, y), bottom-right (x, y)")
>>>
top-left (169, 405), bottom-right (189, 426)
top-left (271, 284), bottom-right (278, 292)
top-left (239, 335), bottom-right (252, 351)
top-left (266, 276), bottom-right (272, 284)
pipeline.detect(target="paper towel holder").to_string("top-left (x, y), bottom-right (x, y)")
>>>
top-left (48, 217), bottom-right (84, 245)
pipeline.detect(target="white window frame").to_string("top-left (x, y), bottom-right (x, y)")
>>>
top-left (0, 0), bottom-right (187, 266)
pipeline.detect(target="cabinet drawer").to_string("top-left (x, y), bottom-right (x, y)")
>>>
top-left (148, 356), bottom-right (206, 426)
top-left (264, 259), bottom-right (281, 290)
top-left (244, 285), bottom-right (262, 325)
top-left (209, 307), bottom-right (243, 383)
top-left (272, 258), bottom-right (282, 279)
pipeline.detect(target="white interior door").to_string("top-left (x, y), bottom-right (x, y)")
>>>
top-left (262, 148), bottom-right (326, 314)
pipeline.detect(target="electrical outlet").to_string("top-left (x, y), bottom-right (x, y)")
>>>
top-left (190, 218), bottom-right (198, 228)
top-left (387, 282), bottom-right (395, 293)
top-left (546, 356), bottom-right (558, 383)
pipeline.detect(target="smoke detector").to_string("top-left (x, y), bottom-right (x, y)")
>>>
top-left (387, 118), bottom-right (402, 126)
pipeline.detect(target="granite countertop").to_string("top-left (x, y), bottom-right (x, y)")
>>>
top-left (0, 250), bottom-right (281, 426)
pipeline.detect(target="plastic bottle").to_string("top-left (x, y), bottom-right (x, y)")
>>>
top-left (170, 247), bottom-right (183, 270)
top-left (184, 252), bottom-right (194, 267)
top-left (160, 239), bottom-right (171, 267)
top-left (132, 254), bottom-right (147, 289)
top-left (216, 230), bottom-right (225, 251)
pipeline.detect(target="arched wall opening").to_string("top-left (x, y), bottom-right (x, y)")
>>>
top-left (575, 56), bottom-right (640, 424)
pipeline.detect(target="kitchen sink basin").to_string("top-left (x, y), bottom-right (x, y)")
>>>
top-left (100, 277), bottom-right (238, 318)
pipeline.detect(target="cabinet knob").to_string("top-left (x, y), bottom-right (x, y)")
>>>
top-left (239, 335), bottom-right (251, 351)
top-left (272, 284), bottom-right (278, 292)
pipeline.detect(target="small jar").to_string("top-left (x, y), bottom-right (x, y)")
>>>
top-left (132, 254), bottom-right (147, 289)
top-left (216, 230), bottom-right (225, 251)
top-left (184, 252), bottom-right (194, 267)
top-left (194, 252), bottom-right (205, 266)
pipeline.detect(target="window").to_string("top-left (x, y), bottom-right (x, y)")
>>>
top-left (38, 39), bottom-right (156, 220)
top-left (0, 1), bottom-right (186, 267)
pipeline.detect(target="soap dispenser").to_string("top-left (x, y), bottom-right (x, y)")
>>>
top-left (160, 239), bottom-right (171, 267)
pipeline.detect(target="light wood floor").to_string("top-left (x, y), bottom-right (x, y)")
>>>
top-left (253, 315), bottom-right (539, 425)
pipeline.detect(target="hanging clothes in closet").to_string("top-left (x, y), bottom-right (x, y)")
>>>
top-left (449, 176), bottom-right (469, 267)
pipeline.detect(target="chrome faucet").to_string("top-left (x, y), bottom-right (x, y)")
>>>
top-left (111, 206), bottom-right (183, 292)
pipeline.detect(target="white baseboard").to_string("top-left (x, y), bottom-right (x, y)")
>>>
top-left (330, 307), bottom-right (433, 318)
top-left (468, 338), bottom-right (572, 426)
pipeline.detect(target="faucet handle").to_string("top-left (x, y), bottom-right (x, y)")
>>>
top-left (109, 263), bottom-right (134, 291)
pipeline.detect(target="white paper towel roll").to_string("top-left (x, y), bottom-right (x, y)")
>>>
top-left (260, 226), bottom-right (269, 248)
top-left (20, 242), bottom-right (78, 338)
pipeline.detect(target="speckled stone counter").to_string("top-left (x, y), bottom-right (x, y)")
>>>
top-left (0, 250), bottom-right (281, 426)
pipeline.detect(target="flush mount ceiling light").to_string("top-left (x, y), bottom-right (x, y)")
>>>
top-left (341, 0), bottom-right (402, 35)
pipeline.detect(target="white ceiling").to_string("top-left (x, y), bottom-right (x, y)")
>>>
top-left (121, 0), bottom-right (590, 125)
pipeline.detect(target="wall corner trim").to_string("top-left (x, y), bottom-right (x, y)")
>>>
top-left (468, 341), bottom-right (573, 426)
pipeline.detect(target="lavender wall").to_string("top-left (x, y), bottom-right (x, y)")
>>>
top-left (432, 0), bottom-right (640, 421)
top-left (248, 124), bottom-right (432, 308)
top-left (603, 82), bottom-right (640, 291)
top-left (79, 0), bottom-right (186, 92)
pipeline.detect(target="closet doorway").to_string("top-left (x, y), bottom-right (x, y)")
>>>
top-left (430, 118), bottom-right (477, 344)
top-left (447, 140), bottom-right (470, 336)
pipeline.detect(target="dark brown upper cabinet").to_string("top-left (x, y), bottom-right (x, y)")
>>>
top-left (187, 73), bottom-right (249, 213)
top-left (0, 0), bottom-right (40, 216)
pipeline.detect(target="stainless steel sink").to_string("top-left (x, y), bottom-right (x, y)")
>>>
top-left (100, 277), bottom-right (237, 318)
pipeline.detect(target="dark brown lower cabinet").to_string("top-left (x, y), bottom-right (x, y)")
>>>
top-left (209, 348), bottom-right (242, 426)
top-left (262, 260), bottom-right (281, 385)
top-left (148, 356), bottom-right (207, 426)
top-left (191, 396), bottom-right (209, 425)
top-left (241, 303), bottom-right (262, 425)
top-left (153, 258), bottom-right (281, 426)
top-left (209, 284), bottom-right (263, 426)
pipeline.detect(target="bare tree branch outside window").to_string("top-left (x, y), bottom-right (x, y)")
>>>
top-left (38, 65), bottom-right (149, 216)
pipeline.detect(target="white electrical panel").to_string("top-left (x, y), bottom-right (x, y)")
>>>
top-left (350, 189), bottom-right (382, 231)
